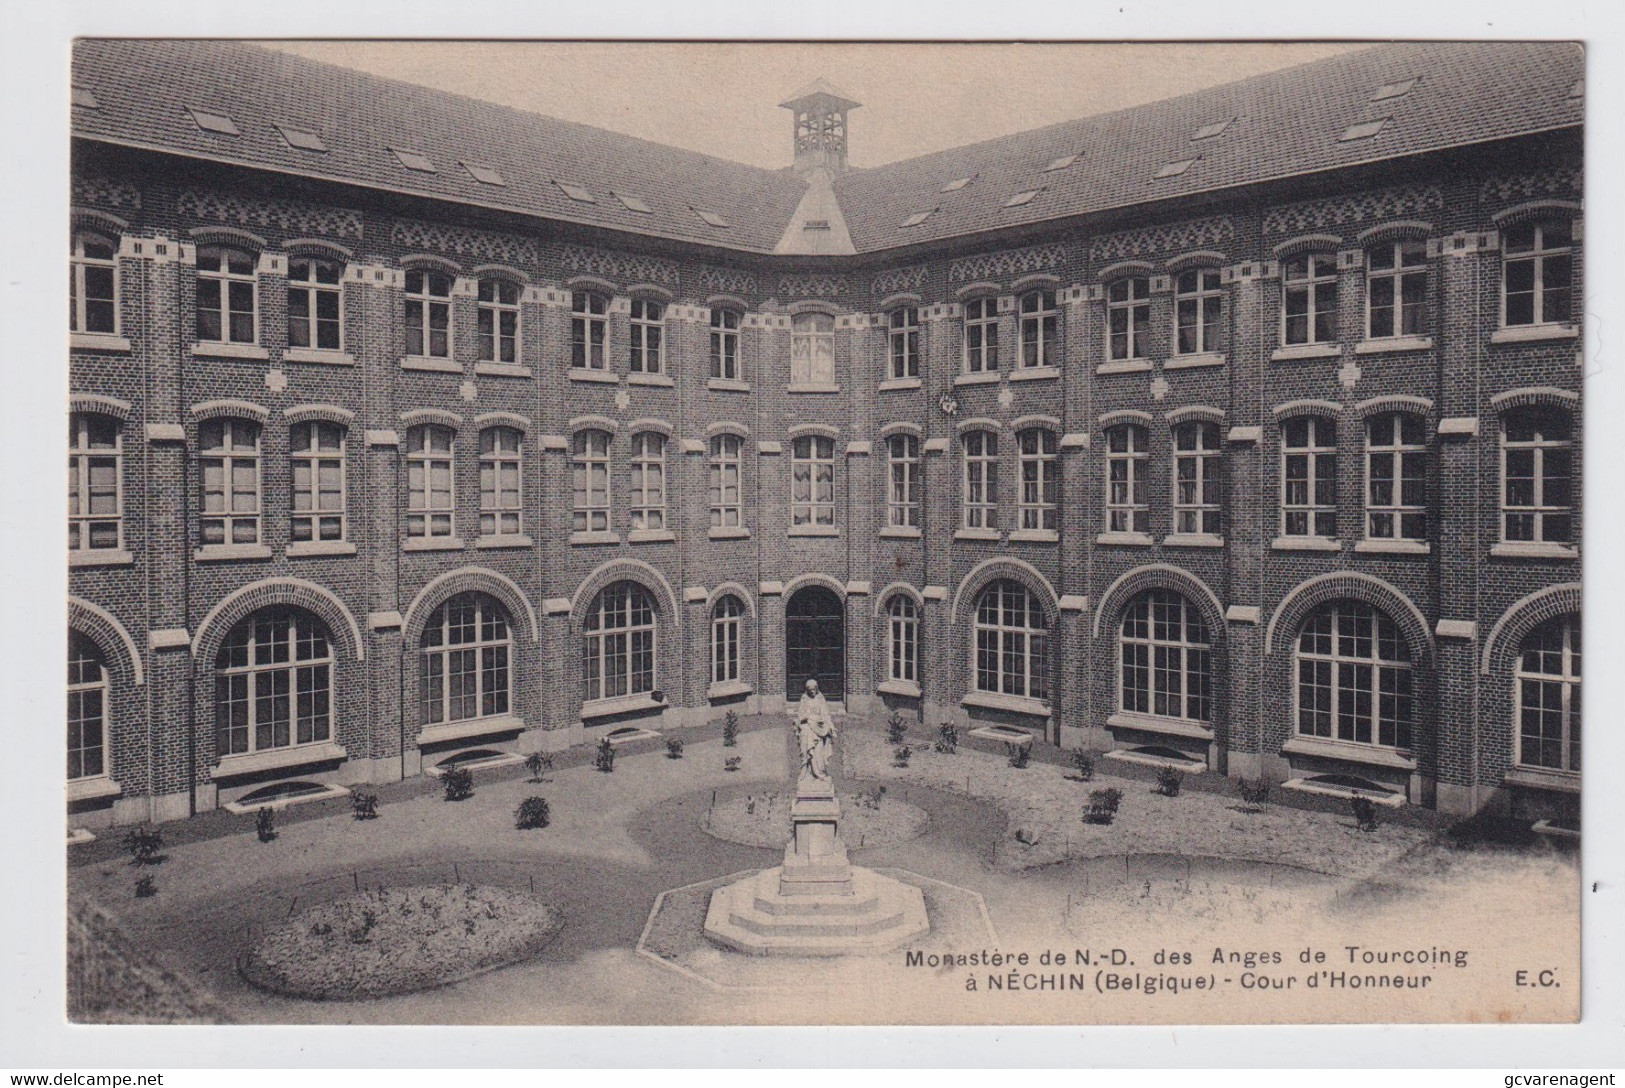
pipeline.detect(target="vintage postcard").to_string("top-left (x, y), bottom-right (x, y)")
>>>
top-left (63, 38), bottom-right (1583, 1027)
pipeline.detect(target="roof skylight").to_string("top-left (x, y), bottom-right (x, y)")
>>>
top-left (1338, 118), bottom-right (1391, 142)
top-left (390, 147), bottom-right (437, 173)
top-left (1043, 153), bottom-right (1080, 171)
top-left (274, 123), bottom-right (327, 153)
top-left (71, 85), bottom-right (99, 109)
top-left (1004, 189), bottom-right (1042, 208)
top-left (899, 208), bottom-right (936, 228)
top-left (694, 208), bottom-right (730, 228)
top-left (462, 162), bottom-right (507, 186)
top-left (1154, 157), bottom-right (1199, 179)
top-left (941, 176), bottom-right (972, 192)
top-left (1370, 78), bottom-right (1418, 102)
top-left (1191, 118), bottom-right (1233, 141)
top-left (556, 180), bottom-right (595, 203)
top-left (613, 191), bottom-right (652, 213)
top-left (188, 108), bottom-right (241, 136)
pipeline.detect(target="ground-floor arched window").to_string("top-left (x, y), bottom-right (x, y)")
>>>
top-left (420, 593), bottom-right (510, 726)
top-left (711, 594), bottom-right (743, 686)
top-left (68, 633), bottom-right (108, 779)
top-left (584, 581), bottom-right (656, 702)
top-left (1516, 614), bottom-right (1580, 772)
top-left (216, 606), bottom-right (332, 755)
top-left (1120, 589), bottom-right (1212, 723)
top-left (886, 594), bottom-right (919, 684)
top-left (974, 579), bottom-right (1048, 702)
top-left (1295, 600), bottom-right (1413, 749)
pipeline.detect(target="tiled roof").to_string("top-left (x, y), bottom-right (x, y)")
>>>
top-left (72, 39), bottom-right (1582, 259)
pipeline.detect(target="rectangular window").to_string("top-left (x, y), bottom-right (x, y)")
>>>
top-left (712, 601), bottom-right (741, 685)
top-left (889, 306), bottom-right (920, 379)
top-left (1366, 240), bottom-right (1429, 339)
top-left (572, 430), bottom-right (612, 532)
top-left (68, 414), bottom-right (121, 551)
top-left (1107, 277), bottom-right (1151, 361)
top-left (1503, 221), bottom-right (1574, 327)
top-left (196, 245), bottom-right (257, 345)
top-left (1282, 253), bottom-right (1338, 345)
top-left (629, 298), bottom-right (664, 374)
top-left (710, 308), bottom-right (741, 380)
top-left (887, 433), bottom-right (920, 528)
top-left (405, 269), bottom-right (453, 358)
top-left (791, 435), bottom-right (836, 526)
top-left (1174, 269), bottom-right (1223, 355)
top-left (1501, 408), bottom-right (1573, 544)
top-left (708, 434), bottom-right (744, 530)
top-left (71, 232), bottom-right (118, 334)
top-left (791, 313), bottom-right (835, 384)
top-left (1172, 421), bottom-right (1222, 535)
top-left (290, 420), bottom-right (346, 542)
top-left (478, 427), bottom-right (523, 537)
top-left (1105, 424), bottom-right (1148, 533)
top-left (199, 418), bottom-right (261, 545)
top-left (407, 425), bottom-right (456, 539)
top-left (287, 257), bottom-right (343, 351)
top-left (1282, 416), bottom-right (1337, 537)
top-left (571, 291), bottom-right (609, 370)
top-left (1019, 289), bottom-right (1058, 368)
top-left (1017, 429), bottom-right (1057, 531)
top-left (1365, 413), bottom-right (1427, 540)
top-left (477, 279), bottom-right (520, 364)
top-left (962, 431), bottom-right (999, 529)
top-left (888, 598), bottom-right (919, 684)
top-left (629, 432), bottom-right (667, 530)
top-left (964, 297), bottom-right (999, 373)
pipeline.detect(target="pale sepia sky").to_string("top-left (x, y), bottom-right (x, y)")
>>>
top-left (266, 41), bottom-right (1366, 170)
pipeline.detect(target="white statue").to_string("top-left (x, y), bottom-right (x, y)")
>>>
top-left (792, 678), bottom-right (837, 782)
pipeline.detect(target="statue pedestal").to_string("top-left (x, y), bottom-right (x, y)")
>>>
top-left (778, 779), bottom-right (853, 896)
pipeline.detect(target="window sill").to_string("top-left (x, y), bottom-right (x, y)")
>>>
top-left (475, 534), bottom-right (533, 550)
top-left (1271, 535), bottom-right (1343, 552)
top-left (1354, 539), bottom-right (1430, 555)
top-left (474, 362), bottom-right (531, 378)
top-left (70, 548), bottom-right (134, 568)
top-left (786, 382), bottom-right (841, 394)
top-left (952, 371), bottom-right (1001, 387)
top-left (568, 368), bottom-right (620, 384)
top-left (788, 525), bottom-right (840, 538)
top-left (400, 355), bottom-right (461, 373)
top-left (628, 528), bottom-right (676, 544)
top-left (877, 377), bottom-right (923, 392)
top-left (416, 714), bottom-right (525, 747)
top-left (626, 372), bottom-right (674, 387)
top-left (706, 377), bottom-right (751, 393)
top-left (707, 680), bottom-right (754, 701)
top-left (1281, 735), bottom-right (1416, 772)
top-left (1165, 351), bottom-right (1226, 370)
top-left (1095, 358), bottom-right (1152, 375)
top-left (193, 342), bottom-right (270, 361)
top-left (1096, 531), bottom-right (1153, 546)
top-left (708, 526), bottom-right (751, 541)
top-left (194, 543), bottom-right (272, 562)
top-left (876, 679), bottom-right (922, 699)
top-left (285, 347), bottom-right (355, 366)
top-left (1163, 533), bottom-right (1224, 549)
top-left (879, 525), bottom-right (921, 539)
top-left (953, 528), bottom-right (1001, 542)
top-left (1502, 767), bottom-right (1581, 794)
top-left (67, 775), bottom-right (123, 803)
top-left (1008, 528), bottom-right (1058, 543)
top-left (581, 693), bottom-right (666, 720)
top-left (1106, 711), bottom-right (1213, 741)
top-left (288, 540), bottom-right (357, 557)
top-left (1492, 541), bottom-right (1577, 560)
top-left (71, 332), bottom-right (132, 353)
top-left (1009, 365), bottom-right (1060, 382)
top-left (1270, 342), bottom-right (1342, 362)
top-left (571, 530), bottom-right (622, 546)
top-left (1490, 323), bottom-right (1579, 345)
top-left (212, 740), bottom-right (348, 779)
top-left (403, 536), bottom-right (464, 552)
top-left (961, 690), bottom-right (1050, 718)
top-left (1354, 335), bottom-right (1434, 355)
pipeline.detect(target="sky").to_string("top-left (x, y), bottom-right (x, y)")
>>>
top-left (265, 41), bottom-right (1365, 171)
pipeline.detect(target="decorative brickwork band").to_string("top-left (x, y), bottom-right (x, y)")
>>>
top-left (1480, 583), bottom-right (1581, 676)
top-left (178, 189), bottom-right (362, 240)
top-left (72, 175), bottom-right (142, 212)
top-left (561, 245), bottom-right (678, 286)
top-left (949, 243), bottom-right (1068, 283)
top-left (949, 558), bottom-right (1059, 623)
top-left (402, 567), bottom-right (540, 644)
top-left (1091, 564), bottom-right (1227, 642)
top-left (192, 578), bottom-right (367, 666)
top-left (1088, 217), bottom-right (1232, 263)
top-left (569, 558), bottom-right (681, 628)
top-left (394, 219), bottom-right (538, 267)
top-left (1263, 184), bottom-right (1444, 236)
top-left (68, 597), bottom-right (145, 687)
top-left (1263, 572), bottom-right (1434, 668)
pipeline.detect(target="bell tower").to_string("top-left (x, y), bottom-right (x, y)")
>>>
top-left (780, 79), bottom-right (861, 176)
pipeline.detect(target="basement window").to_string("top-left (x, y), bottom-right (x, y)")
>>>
top-left (693, 208), bottom-right (730, 228)
top-left (188, 108), bottom-right (241, 136)
top-left (941, 176), bottom-right (972, 192)
top-left (614, 191), bottom-right (653, 213)
top-left (1339, 118), bottom-right (1391, 142)
top-left (275, 124), bottom-right (328, 153)
top-left (1154, 157), bottom-right (1199, 179)
top-left (462, 162), bottom-right (507, 186)
top-left (391, 147), bottom-right (437, 173)
top-left (71, 85), bottom-right (99, 109)
top-left (1191, 118), bottom-right (1233, 141)
top-left (1004, 189), bottom-right (1042, 208)
top-left (899, 209), bottom-right (936, 228)
top-left (1043, 153), bottom-right (1080, 171)
top-left (556, 180), bottom-right (596, 203)
top-left (1370, 78), bottom-right (1418, 102)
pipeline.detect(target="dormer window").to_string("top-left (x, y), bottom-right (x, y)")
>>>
top-left (1339, 118), bottom-right (1390, 142)
top-left (614, 192), bottom-right (652, 213)
top-left (1155, 157), bottom-right (1199, 179)
top-left (941, 177), bottom-right (972, 192)
top-left (899, 209), bottom-right (935, 228)
top-left (71, 85), bottom-right (99, 109)
top-left (694, 208), bottom-right (730, 228)
top-left (1371, 78), bottom-right (1418, 102)
top-left (803, 219), bottom-right (831, 231)
top-left (1004, 189), bottom-right (1041, 208)
top-left (187, 108), bottom-right (241, 136)
top-left (462, 162), bottom-right (506, 186)
top-left (1043, 154), bottom-right (1080, 171)
top-left (556, 181), bottom-right (595, 203)
top-left (275, 124), bottom-right (327, 152)
top-left (390, 147), bottom-right (437, 173)
top-left (1191, 119), bottom-right (1233, 141)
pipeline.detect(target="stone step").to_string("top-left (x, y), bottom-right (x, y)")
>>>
top-left (703, 865), bottom-right (931, 957)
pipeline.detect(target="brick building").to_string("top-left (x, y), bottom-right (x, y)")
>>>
top-left (67, 40), bottom-right (1583, 829)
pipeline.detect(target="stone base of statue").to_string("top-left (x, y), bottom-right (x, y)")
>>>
top-left (703, 774), bottom-right (929, 957)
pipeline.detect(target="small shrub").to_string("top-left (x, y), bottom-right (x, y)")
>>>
top-left (514, 796), bottom-right (551, 830)
top-left (852, 786), bottom-right (886, 810)
top-left (1006, 742), bottom-right (1031, 769)
top-left (1070, 749), bottom-right (1095, 781)
top-left (1085, 787), bottom-right (1124, 825)
top-left (666, 738), bottom-right (685, 759)
top-left (724, 756), bottom-right (742, 772)
top-left (255, 806), bottom-right (278, 842)
top-left (594, 737), bottom-right (616, 773)
top-left (351, 791), bottom-right (379, 820)
top-left (886, 711), bottom-right (908, 745)
top-left (1237, 778), bottom-right (1270, 811)
top-left (892, 745), bottom-right (912, 768)
top-left (934, 723), bottom-right (958, 755)
top-left (722, 710), bottom-right (740, 748)
top-left (1156, 766), bottom-right (1184, 797)
top-left (524, 751), bottom-right (554, 783)
top-left (1351, 795), bottom-right (1379, 833)
top-left (134, 875), bottom-right (157, 898)
top-left (122, 827), bottom-right (163, 866)
top-left (442, 766), bottom-right (475, 802)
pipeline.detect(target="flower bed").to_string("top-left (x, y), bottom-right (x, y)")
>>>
top-left (240, 884), bottom-right (561, 1000)
top-left (702, 787), bottom-right (929, 850)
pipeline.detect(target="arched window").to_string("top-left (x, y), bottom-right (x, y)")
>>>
top-left (886, 433), bottom-right (920, 528)
top-left (68, 633), bottom-right (108, 780)
top-left (962, 430), bottom-right (998, 529)
top-left (71, 230), bottom-right (118, 334)
top-left (405, 269), bottom-right (453, 358)
top-left (888, 305), bottom-right (920, 380)
top-left (68, 413), bottom-right (122, 553)
top-left (708, 433), bottom-right (744, 529)
top-left (196, 244), bottom-right (258, 345)
top-left (1515, 614), bottom-right (1580, 772)
top-left (1365, 412), bottom-right (1426, 541)
top-left (1281, 416), bottom-right (1337, 538)
top-left (199, 418), bottom-right (262, 545)
top-left (1502, 219), bottom-right (1573, 329)
top-left (710, 307), bottom-right (742, 381)
top-left (478, 426), bottom-right (523, 537)
top-left (288, 256), bottom-right (343, 351)
top-left (406, 424), bottom-right (456, 539)
top-left (420, 593), bottom-right (510, 726)
top-left (1174, 268), bottom-right (1223, 356)
top-left (1295, 600), bottom-right (1413, 750)
top-left (477, 278), bottom-right (520, 364)
top-left (629, 298), bottom-right (665, 374)
top-left (1106, 276), bottom-right (1151, 361)
top-left (290, 420), bottom-right (346, 543)
top-left (583, 581), bottom-right (657, 703)
top-left (571, 290), bottom-right (609, 371)
top-left (1500, 407), bottom-right (1573, 544)
top-left (1366, 239), bottom-right (1428, 339)
top-left (974, 579), bottom-right (1049, 702)
top-left (630, 432), bottom-right (667, 531)
top-left (790, 435), bottom-right (836, 526)
top-left (711, 595), bottom-right (744, 686)
top-left (791, 312), bottom-right (835, 385)
top-left (1282, 252), bottom-right (1337, 346)
top-left (1119, 590), bottom-right (1212, 723)
top-left (886, 594), bottom-right (919, 685)
top-left (963, 296), bottom-right (999, 374)
top-left (216, 607), bottom-right (332, 755)
top-left (1105, 423), bottom-right (1148, 533)
top-left (1019, 289), bottom-right (1058, 369)
top-left (1017, 428), bottom-right (1057, 531)
top-left (572, 429), bottom-right (612, 532)
top-left (1172, 420), bottom-right (1221, 536)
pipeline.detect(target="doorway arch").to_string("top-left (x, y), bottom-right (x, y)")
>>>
top-left (785, 584), bottom-right (845, 701)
